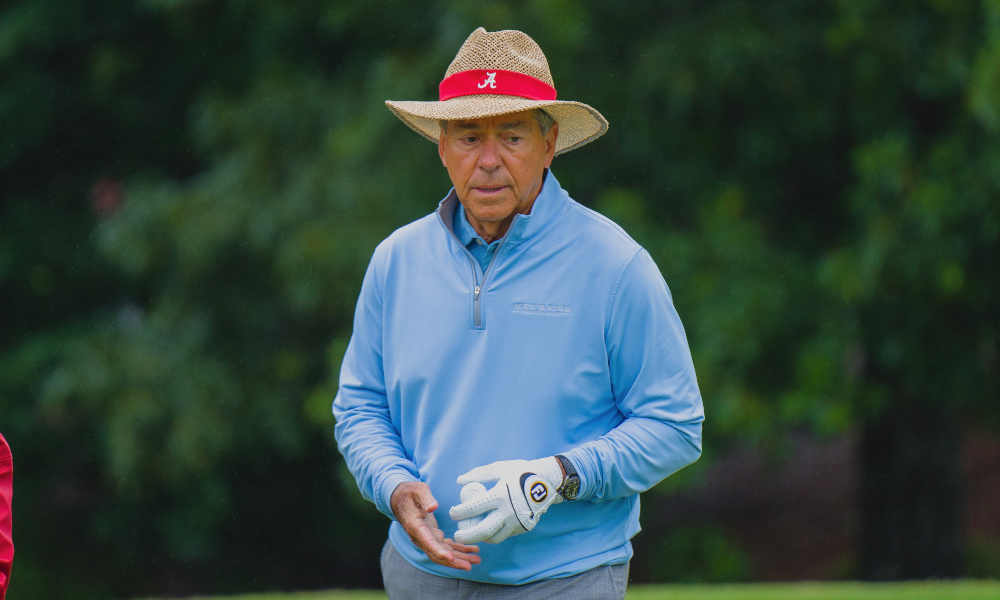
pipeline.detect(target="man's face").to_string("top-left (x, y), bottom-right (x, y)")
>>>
top-left (438, 110), bottom-right (558, 228)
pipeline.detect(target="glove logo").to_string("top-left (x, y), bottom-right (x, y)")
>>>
top-left (529, 482), bottom-right (548, 502)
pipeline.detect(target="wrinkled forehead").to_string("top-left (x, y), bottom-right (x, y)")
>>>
top-left (447, 111), bottom-right (539, 134)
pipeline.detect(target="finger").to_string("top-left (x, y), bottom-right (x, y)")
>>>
top-left (425, 512), bottom-right (443, 542)
top-left (415, 522), bottom-right (455, 563)
top-left (451, 550), bottom-right (482, 565)
top-left (457, 459), bottom-right (523, 484)
top-left (422, 536), bottom-right (476, 571)
top-left (403, 517), bottom-right (436, 548)
top-left (437, 555), bottom-right (475, 571)
top-left (449, 494), bottom-right (496, 521)
top-left (487, 520), bottom-right (515, 544)
top-left (413, 486), bottom-right (439, 515)
top-left (427, 549), bottom-right (471, 570)
top-left (431, 525), bottom-right (446, 545)
top-left (455, 510), bottom-right (505, 544)
top-left (400, 506), bottom-right (433, 537)
top-left (456, 463), bottom-right (505, 485)
top-left (444, 539), bottom-right (480, 554)
top-left (410, 521), bottom-right (437, 547)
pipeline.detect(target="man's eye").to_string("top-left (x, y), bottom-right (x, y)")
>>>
top-left (507, 136), bottom-right (522, 143)
top-left (462, 136), bottom-right (479, 143)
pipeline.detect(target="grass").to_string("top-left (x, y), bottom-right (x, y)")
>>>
top-left (626, 581), bottom-right (1000, 599)
top-left (140, 581), bottom-right (1000, 600)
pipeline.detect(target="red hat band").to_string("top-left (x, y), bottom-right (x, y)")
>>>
top-left (439, 69), bottom-right (557, 102)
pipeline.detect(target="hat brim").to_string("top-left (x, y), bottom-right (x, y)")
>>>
top-left (385, 95), bottom-right (609, 156)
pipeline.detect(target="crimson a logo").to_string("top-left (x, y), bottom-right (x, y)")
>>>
top-left (477, 72), bottom-right (498, 89)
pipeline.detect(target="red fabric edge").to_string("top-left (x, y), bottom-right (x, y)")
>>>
top-left (439, 69), bottom-right (557, 101)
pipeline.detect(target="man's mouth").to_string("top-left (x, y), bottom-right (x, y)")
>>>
top-left (473, 185), bottom-right (508, 195)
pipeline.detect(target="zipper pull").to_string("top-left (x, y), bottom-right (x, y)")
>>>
top-left (474, 286), bottom-right (481, 300)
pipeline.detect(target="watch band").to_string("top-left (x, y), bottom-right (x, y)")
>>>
top-left (554, 454), bottom-right (580, 501)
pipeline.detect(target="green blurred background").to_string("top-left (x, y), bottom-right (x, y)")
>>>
top-left (1, 0), bottom-right (999, 598)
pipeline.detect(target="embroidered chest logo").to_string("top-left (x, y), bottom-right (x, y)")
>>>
top-left (477, 72), bottom-right (498, 89)
top-left (513, 303), bottom-right (571, 316)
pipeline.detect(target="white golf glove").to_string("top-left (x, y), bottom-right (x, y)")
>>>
top-left (449, 457), bottom-right (565, 544)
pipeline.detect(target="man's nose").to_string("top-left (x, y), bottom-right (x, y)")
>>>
top-left (477, 136), bottom-right (501, 171)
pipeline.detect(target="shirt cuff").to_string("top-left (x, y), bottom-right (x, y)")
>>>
top-left (376, 470), bottom-right (420, 519)
top-left (560, 448), bottom-right (598, 502)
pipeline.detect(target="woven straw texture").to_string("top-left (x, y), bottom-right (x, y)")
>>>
top-left (444, 29), bottom-right (554, 85)
top-left (386, 28), bottom-right (608, 155)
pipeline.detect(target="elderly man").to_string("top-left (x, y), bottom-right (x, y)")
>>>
top-left (333, 28), bottom-right (703, 599)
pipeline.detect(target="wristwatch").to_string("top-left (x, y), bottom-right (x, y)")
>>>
top-left (554, 454), bottom-right (580, 501)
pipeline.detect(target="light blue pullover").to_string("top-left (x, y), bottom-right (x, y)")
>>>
top-left (333, 170), bottom-right (704, 585)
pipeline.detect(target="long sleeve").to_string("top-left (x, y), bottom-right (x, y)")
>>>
top-left (563, 249), bottom-right (704, 502)
top-left (333, 254), bottom-right (419, 519)
top-left (0, 434), bottom-right (12, 600)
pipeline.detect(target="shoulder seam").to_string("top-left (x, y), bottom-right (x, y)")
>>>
top-left (604, 247), bottom-right (644, 338)
top-left (370, 243), bottom-right (387, 305)
top-left (566, 200), bottom-right (641, 248)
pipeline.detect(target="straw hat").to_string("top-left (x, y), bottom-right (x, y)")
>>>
top-left (386, 28), bottom-right (609, 155)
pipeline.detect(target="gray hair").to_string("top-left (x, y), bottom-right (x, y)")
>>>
top-left (439, 109), bottom-right (556, 137)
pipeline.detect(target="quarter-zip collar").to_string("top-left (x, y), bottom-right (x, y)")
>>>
top-left (436, 169), bottom-right (569, 247)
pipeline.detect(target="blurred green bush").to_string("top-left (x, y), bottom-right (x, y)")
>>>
top-left (643, 523), bottom-right (751, 584)
top-left (966, 537), bottom-right (1000, 579)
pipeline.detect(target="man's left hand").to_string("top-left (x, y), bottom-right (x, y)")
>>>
top-left (449, 457), bottom-right (565, 544)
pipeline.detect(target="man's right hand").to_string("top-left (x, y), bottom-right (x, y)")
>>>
top-left (390, 481), bottom-right (481, 571)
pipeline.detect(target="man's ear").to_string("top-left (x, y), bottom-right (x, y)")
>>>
top-left (543, 122), bottom-right (559, 169)
top-left (438, 128), bottom-right (448, 167)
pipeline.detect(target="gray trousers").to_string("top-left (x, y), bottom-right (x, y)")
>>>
top-left (381, 539), bottom-right (629, 600)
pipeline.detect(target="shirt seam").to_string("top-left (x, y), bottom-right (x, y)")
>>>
top-left (565, 200), bottom-right (640, 247)
top-left (604, 247), bottom-right (643, 339)
top-left (372, 246), bottom-right (386, 305)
